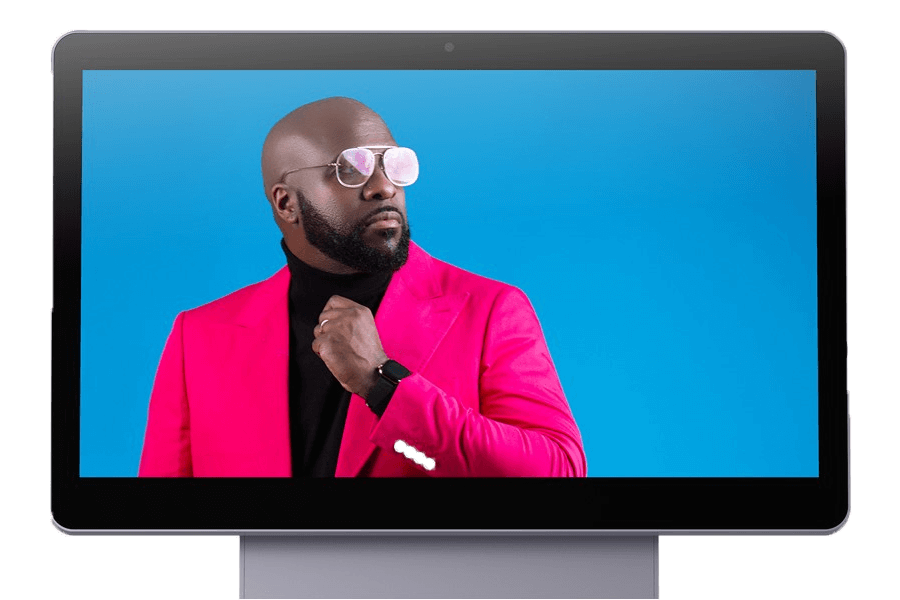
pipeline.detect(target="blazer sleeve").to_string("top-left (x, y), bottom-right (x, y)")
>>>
top-left (138, 312), bottom-right (193, 477)
top-left (369, 286), bottom-right (587, 477)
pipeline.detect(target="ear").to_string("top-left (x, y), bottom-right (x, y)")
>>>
top-left (270, 184), bottom-right (298, 225)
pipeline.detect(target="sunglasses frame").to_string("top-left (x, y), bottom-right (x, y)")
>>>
top-left (279, 145), bottom-right (418, 188)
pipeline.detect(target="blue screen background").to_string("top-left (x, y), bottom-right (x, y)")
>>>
top-left (81, 70), bottom-right (818, 477)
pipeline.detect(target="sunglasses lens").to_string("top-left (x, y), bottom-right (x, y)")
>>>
top-left (337, 148), bottom-right (376, 186)
top-left (384, 147), bottom-right (419, 186)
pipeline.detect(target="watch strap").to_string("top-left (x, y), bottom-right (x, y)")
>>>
top-left (365, 360), bottom-right (411, 417)
top-left (365, 375), bottom-right (397, 417)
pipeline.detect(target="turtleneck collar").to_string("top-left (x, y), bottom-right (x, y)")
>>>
top-left (280, 238), bottom-right (394, 326)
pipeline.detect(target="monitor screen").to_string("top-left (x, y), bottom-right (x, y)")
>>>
top-left (80, 68), bottom-right (818, 479)
top-left (52, 32), bottom-right (847, 532)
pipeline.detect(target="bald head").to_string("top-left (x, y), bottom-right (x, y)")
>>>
top-left (261, 97), bottom-right (392, 201)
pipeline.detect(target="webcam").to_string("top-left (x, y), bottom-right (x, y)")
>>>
top-left (444, 42), bottom-right (454, 53)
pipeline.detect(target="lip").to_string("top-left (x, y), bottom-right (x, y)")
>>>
top-left (365, 211), bottom-right (403, 228)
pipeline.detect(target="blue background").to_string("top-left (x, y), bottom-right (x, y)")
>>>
top-left (81, 70), bottom-right (818, 477)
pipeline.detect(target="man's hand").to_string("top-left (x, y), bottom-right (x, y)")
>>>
top-left (312, 295), bottom-right (389, 399)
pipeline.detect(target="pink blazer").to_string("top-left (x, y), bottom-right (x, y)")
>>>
top-left (139, 242), bottom-right (587, 477)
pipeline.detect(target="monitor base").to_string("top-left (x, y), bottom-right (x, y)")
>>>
top-left (240, 534), bottom-right (658, 598)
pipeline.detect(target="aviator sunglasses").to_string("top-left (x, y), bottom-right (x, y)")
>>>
top-left (280, 146), bottom-right (419, 188)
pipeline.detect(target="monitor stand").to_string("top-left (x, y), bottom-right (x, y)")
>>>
top-left (240, 534), bottom-right (659, 598)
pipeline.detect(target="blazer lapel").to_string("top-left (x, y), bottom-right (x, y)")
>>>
top-left (335, 242), bottom-right (469, 477)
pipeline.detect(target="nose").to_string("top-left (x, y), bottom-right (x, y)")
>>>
top-left (361, 156), bottom-right (397, 202)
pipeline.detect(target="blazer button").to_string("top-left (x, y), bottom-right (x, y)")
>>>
top-left (394, 440), bottom-right (407, 453)
top-left (412, 452), bottom-right (426, 465)
top-left (403, 446), bottom-right (417, 459)
top-left (423, 457), bottom-right (436, 471)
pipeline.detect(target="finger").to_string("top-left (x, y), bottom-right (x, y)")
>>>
top-left (316, 308), bottom-right (347, 324)
top-left (324, 295), bottom-right (358, 310)
top-left (313, 319), bottom-right (341, 339)
top-left (313, 311), bottom-right (344, 337)
top-left (314, 307), bottom-right (361, 337)
top-left (312, 321), bottom-right (324, 339)
top-left (319, 303), bottom-right (372, 324)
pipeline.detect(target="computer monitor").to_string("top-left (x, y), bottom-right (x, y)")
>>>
top-left (52, 31), bottom-right (848, 597)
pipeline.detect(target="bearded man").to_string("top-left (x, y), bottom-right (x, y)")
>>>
top-left (139, 97), bottom-right (586, 478)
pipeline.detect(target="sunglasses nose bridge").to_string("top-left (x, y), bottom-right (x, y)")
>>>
top-left (362, 154), bottom-right (397, 194)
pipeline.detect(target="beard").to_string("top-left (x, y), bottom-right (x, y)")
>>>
top-left (297, 193), bottom-right (411, 273)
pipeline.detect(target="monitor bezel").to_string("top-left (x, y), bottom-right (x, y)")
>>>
top-left (52, 31), bottom-right (848, 533)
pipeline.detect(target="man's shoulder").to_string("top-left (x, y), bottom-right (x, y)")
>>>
top-left (416, 246), bottom-right (527, 305)
top-left (181, 266), bottom-right (289, 325)
top-left (430, 254), bottom-right (509, 291)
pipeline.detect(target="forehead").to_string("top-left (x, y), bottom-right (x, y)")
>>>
top-left (293, 115), bottom-right (396, 162)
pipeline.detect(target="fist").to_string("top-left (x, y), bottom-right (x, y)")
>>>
top-left (312, 295), bottom-right (389, 399)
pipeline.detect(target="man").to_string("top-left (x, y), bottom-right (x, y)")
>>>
top-left (139, 97), bottom-right (586, 477)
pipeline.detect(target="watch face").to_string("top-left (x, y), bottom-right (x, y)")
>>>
top-left (382, 360), bottom-right (410, 382)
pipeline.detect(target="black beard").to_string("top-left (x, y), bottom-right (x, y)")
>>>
top-left (297, 193), bottom-right (411, 273)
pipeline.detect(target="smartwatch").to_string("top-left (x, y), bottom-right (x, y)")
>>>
top-left (366, 359), bottom-right (411, 416)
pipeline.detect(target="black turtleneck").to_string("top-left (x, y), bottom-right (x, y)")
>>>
top-left (280, 239), bottom-right (393, 477)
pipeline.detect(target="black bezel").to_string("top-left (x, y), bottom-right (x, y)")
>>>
top-left (52, 32), bottom-right (847, 532)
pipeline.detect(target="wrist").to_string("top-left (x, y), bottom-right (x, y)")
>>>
top-left (358, 370), bottom-right (381, 400)
top-left (358, 353), bottom-right (390, 399)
